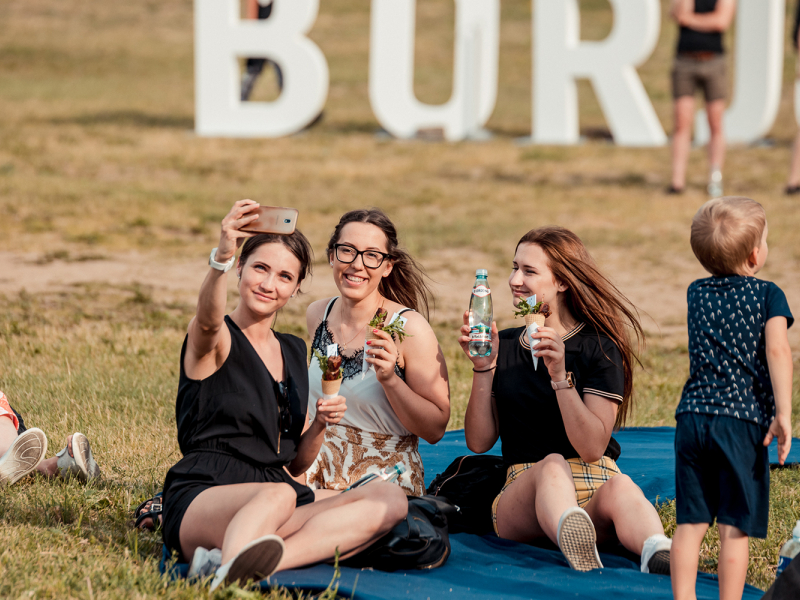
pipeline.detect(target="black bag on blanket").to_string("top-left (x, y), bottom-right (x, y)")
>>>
top-left (341, 495), bottom-right (454, 571)
top-left (426, 454), bottom-right (507, 536)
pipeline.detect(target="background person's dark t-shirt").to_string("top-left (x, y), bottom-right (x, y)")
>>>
top-left (677, 0), bottom-right (724, 54)
top-left (492, 323), bottom-right (624, 466)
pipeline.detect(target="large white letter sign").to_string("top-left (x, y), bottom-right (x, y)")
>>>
top-left (194, 0), bottom-right (329, 137)
top-left (532, 0), bottom-right (666, 146)
top-left (369, 0), bottom-right (499, 141)
top-left (694, 0), bottom-right (785, 145)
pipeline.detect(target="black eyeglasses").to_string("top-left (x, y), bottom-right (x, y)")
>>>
top-left (333, 244), bottom-right (391, 269)
top-left (275, 380), bottom-right (292, 433)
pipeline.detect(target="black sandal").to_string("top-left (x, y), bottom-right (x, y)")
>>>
top-left (134, 492), bottom-right (163, 531)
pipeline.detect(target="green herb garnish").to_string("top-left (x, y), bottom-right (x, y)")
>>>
top-left (513, 298), bottom-right (551, 319)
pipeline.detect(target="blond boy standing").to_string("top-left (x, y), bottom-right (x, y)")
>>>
top-left (672, 197), bottom-right (793, 600)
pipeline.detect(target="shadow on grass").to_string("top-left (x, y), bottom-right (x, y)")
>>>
top-left (49, 110), bottom-right (194, 129)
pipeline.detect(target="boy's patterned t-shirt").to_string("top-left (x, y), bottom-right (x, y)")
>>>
top-left (676, 276), bottom-right (793, 428)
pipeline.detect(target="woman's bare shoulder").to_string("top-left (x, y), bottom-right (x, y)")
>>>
top-left (306, 297), bottom-right (334, 318)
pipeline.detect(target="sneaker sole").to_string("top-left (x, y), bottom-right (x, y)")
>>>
top-left (0, 428), bottom-right (48, 485)
top-left (558, 510), bottom-right (603, 572)
top-left (71, 432), bottom-right (91, 481)
top-left (226, 536), bottom-right (284, 586)
top-left (647, 549), bottom-right (671, 575)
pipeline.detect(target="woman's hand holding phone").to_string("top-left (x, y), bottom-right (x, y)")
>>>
top-left (217, 199), bottom-right (261, 261)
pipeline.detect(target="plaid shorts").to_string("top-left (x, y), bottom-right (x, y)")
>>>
top-left (0, 391), bottom-right (20, 431)
top-left (491, 456), bottom-right (621, 535)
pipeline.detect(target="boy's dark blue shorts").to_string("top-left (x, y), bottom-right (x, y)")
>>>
top-left (675, 413), bottom-right (769, 538)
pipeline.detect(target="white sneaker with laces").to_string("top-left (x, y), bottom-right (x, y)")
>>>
top-left (0, 428), bottom-right (47, 485)
top-left (209, 534), bottom-right (285, 593)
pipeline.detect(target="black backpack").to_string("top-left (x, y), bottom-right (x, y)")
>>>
top-left (341, 495), bottom-right (455, 571)
top-left (427, 454), bottom-right (507, 536)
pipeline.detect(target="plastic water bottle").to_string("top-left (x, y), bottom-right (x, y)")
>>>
top-left (776, 520), bottom-right (800, 577)
top-left (376, 463), bottom-right (406, 483)
top-left (343, 463), bottom-right (406, 491)
top-left (469, 269), bottom-right (493, 357)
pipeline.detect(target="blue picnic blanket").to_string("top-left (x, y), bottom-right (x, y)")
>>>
top-left (162, 427), bottom-right (800, 598)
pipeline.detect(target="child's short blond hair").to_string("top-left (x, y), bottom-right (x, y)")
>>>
top-left (690, 196), bottom-right (766, 277)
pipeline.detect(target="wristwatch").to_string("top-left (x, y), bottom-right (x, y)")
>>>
top-left (550, 372), bottom-right (575, 390)
top-left (209, 247), bottom-right (235, 272)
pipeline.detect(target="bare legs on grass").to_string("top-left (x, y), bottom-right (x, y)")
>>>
top-left (671, 96), bottom-right (726, 195)
top-left (672, 522), bottom-right (748, 600)
top-left (671, 96), bottom-right (695, 192)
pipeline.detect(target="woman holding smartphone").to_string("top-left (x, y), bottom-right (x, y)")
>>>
top-left (161, 200), bottom-right (407, 591)
top-left (459, 227), bottom-right (671, 574)
top-left (305, 209), bottom-right (450, 496)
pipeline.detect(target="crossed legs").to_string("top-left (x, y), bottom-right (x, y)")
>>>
top-left (179, 479), bottom-right (407, 571)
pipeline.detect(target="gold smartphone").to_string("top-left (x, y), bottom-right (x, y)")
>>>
top-left (241, 206), bottom-right (299, 235)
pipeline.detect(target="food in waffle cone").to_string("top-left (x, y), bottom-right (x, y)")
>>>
top-left (312, 349), bottom-right (343, 395)
top-left (514, 295), bottom-right (551, 324)
top-left (524, 313), bottom-right (546, 327)
top-left (321, 377), bottom-right (342, 397)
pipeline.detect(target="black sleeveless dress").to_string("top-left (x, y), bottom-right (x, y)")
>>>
top-left (162, 316), bottom-right (314, 561)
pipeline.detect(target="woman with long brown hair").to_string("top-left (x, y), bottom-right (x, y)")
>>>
top-left (305, 208), bottom-right (450, 496)
top-left (161, 200), bottom-right (407, 591)
top-left (459, 226), bottom-right (672, 574)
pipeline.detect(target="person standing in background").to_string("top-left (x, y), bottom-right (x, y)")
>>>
top-left (785, 3), bottom-right (800, 195)
top-left (241, 0), bottom-right (283, 102)
top-left (668, 0), bottom-right (736, 197)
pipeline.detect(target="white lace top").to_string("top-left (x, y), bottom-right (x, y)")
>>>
top-left (307, 297), bottom-right (414, 437)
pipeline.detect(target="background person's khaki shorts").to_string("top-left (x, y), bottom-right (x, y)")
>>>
top-left (672, 53), bottom-right (727, 102)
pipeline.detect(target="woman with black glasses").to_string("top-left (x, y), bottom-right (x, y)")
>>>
top-left (161, 200), bottom-right (407, 591)
top-left (305, 209), bottom-right (451, 496)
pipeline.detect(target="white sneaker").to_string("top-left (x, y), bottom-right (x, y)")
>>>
top-left (0, 428), bottom-right (47, 485)
top-left (640, 534), bottom-right (671, 574)
top-left (56, 432), bottom-right (100, 481)
top-left (188, 547), bottom-right (222, 580)
top-left (707, 170), bottom-right (723, 198)
top-left (557, 506), bottom-right (603, 571)
top-left (209, 534), bottom-right (284, 593)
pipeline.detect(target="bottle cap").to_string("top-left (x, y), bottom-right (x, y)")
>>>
top-left (475, 269), bottom-right (488, 277)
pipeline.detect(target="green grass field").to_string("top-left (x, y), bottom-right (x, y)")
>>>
top-left (2, 0), bottom-right (800, 597)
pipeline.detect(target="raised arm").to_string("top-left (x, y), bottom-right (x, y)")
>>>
top-left (184, 200), bottom-right (259, 379)
top-left (459, 311), bottom-right (501, 453)
top-left (763, 316), bottom-right (793, 464)
top-left (676, 0), bottom-right (736, 33)
top-left (368, 312), bottom-right (450, 444)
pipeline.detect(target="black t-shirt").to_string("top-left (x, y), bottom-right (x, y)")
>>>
top-left (492, 323), bottom-right (624, 465)
top-left (677, 0), bottom-right (724, 55)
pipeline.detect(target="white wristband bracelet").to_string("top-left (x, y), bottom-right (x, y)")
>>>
top-left (209, 248), bottom-right (235, 272)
